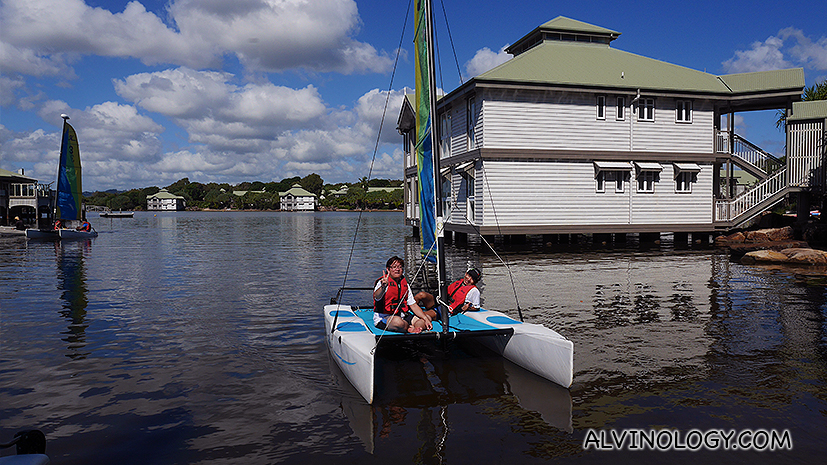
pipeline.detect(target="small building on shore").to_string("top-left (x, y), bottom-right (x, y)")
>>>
top-left (398, 16), bottom-right (817, 242)
top-left (147, 189), bottom-right (186, 211)
top-left (279, 184), bottom-right (317, 211)
top-left (0, 167), bottom-right (52, 227)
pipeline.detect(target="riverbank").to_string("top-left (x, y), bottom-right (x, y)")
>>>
top-left (715, 225), bottom-right (827, 266)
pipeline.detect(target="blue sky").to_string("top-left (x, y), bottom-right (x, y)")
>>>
top-left (1, 0), bottom-right (825, 191)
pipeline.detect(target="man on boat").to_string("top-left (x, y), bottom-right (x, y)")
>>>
top-left (76, 219), bottom-right (91, 232)
top-left (373, 256), bottom-right (432, 333)
top-left (414, 268), bottom-right (482, 323)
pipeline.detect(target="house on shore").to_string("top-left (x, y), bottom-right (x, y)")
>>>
top-left (398, 17), bottom-right (818, 242)
top-left (279, 184), bottom-right (317, 211)
top-left (0, 168), bottom-right (52, 227)
top-left (147, 188), bottom-right (186, 211)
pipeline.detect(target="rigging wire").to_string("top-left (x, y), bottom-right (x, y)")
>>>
top-left (438, 0), bottom-right (464, 85)
top-left (480, 167), bottom-right (524, 321)
top-left (332, 0), bottom-right (413, 334)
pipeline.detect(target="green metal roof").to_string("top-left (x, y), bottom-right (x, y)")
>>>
top-left (718, 69), bottom-right (806, 94)
top-left (146, 188), bottom-right (184, 200)
top-left (475, 17), bottom-right (804, 97)
top-left (538, 16), bottom-right (620, 37)
top-left (788, 99), bottom-right (827, 122)
top-left (479, 39), bottom-right (804, 95)
top-left (0, 168), bottom-right (37, 182)
top-left (280, 184), bottom-right (316, 198)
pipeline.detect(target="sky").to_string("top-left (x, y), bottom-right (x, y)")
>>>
top-left (1, 0), bottom-right (826, 192)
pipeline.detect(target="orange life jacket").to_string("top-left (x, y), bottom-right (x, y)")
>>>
top-left (374, 276), bottom-right (410, 315)
top-left (447, 279), bottom-right (476, 312)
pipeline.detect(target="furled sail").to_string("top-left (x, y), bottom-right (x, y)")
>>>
top-left (414, 0), bottom-right (437, 263)
top-left (55, 120), bottom-right (83, 221)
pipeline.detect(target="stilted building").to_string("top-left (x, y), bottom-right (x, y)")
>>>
top-left (398, 17), bottom-right (819, 239)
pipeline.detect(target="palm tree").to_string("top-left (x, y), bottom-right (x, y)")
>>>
top-left (776, 79), bottom-right (827, 131)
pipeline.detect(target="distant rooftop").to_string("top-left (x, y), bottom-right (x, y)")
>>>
top-left (788, 99), bottom-right (827, 122)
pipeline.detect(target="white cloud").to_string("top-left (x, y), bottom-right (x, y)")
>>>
top-left (0, 0), bottom-right (393, 75)
top-left (779, 28), bottom-right (827, 71)
top-left (1, 99), bottom-right (164, 186)
top-left (723, 28), bottom-right (827, 74)
top-left (465, 45), bottom-right (511, 78)
top-left (112, 67), bottom-right (402, 181)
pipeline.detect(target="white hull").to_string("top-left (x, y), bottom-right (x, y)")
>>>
top-left (58, 229), bottom-right (98, 240)
top-left (461, 309), bottom-right (574, 389)
top-left (25, 229), bottom-right (59, 239)
top-left (324, 304), bottom-right (376, 403)
top-left (324, 304), bottom-right (573, 403)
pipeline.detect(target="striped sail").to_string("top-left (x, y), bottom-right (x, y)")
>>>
top-left (414, 0), bottom-right (437, 262)
top-left (55, 120), bottom-right (83, 221)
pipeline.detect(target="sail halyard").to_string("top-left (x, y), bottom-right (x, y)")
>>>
top-left (55, 116), bottom-right (83, 222)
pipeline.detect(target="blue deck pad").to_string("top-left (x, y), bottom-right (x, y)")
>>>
top-left (353, 309), bottom-right (496, 335)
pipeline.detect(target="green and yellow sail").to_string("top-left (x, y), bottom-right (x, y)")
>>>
top-left (55, 119), bottom-right (83, 221)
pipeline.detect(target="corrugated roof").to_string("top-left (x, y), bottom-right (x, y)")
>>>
top-left (481, 41), bottom-right (729, 93)
top-left (717, 69), bottom-right (805, 94)
top-left (0, 167), bottom-right (37, 182)
top-left (280, 184), bottom-right (316, 198)
top-left (788, 99), bottom-right (827, 122)
top-left (477, 19), bottom-right (804, 96)
top-left (147, 188), bottom-right (184, 200)
top-left (538, 16), bottom-right (620, 37)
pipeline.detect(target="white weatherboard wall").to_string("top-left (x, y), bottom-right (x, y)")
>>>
top-left (478, 92), bottom-right (714, 153)
top-left (630, 164), bottom-right (714, 224)
top-left (476, 161), bottom-right (713, 227)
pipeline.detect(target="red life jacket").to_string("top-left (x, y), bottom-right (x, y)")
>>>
top-left (374, 276), bottom-right (410, 315)
top-left (447, 279), bottom-right (476, 311)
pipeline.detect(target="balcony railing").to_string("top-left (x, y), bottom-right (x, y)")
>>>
top-left (717, 131), bottom-right (784, 176)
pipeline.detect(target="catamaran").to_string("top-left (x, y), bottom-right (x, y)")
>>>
top-left (324, 0), bottom-right (573, 404)
top-left (26, 115), bottom-right (97, 240)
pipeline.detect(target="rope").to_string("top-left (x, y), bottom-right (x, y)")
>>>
top-left (332, 0), bottom-right (413, 334)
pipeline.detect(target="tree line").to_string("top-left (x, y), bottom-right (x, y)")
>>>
top-left (84, 173), bottom-right (403, 211)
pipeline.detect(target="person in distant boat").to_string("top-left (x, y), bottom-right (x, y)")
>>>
top-left (76, 219), bottom-right (91, 232)
top-left (54, 219), bottom-right (62, 230)
top-left (373, 256), bottom-right (432, 333)
top-left (414, 268), bottom-right (482, 324)
top-left (14, 216), bottom-right (25, 230)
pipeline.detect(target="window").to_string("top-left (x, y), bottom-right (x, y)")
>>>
top-left (674, 163), bottom-right (700, 193)
top-left (596, 95), bottom-right (606, 120)
top-left (676, 100), bottom-right (692, 123)
top-left (440, 112), bottom-right (451, 158)
top-left (596, 171), bottom-right (625, 193)
top-left (676, 171), bottom-right (695, 192)
top-left (616, 96), bottom-right (625, 120)
top-left (465, 172), bottom-right (475, 222)
top-left (639, 98), bottom-right (655, 121)
top-left (441, 175), bottom-right (452, 216)
top-left (467, 97), bottom-right (477, 150)
top-left (637, 171), bottom-right (658, 193)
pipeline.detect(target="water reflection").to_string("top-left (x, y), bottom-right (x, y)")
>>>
top-left (55, 240), bottom-right (91, 359)
top-left (331, 340), bottom-right (573, 459)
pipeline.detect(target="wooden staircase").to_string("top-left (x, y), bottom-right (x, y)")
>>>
top-left (714, 132), bottom-right (793, 228)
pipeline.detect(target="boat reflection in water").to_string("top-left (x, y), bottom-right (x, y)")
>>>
top-left (55, 239), bottom-right (92, 359)
top-left (330, 338), bottom-right (572, 455)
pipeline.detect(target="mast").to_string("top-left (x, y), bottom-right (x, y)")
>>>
top-left (423, 0), bottom-right (449, 334)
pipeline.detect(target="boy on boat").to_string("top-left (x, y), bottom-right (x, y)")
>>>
top-left (414, 268), bottom-right (482, 325)
top-left (76, 219), bottom-right (91, 232)
top-left (373, 256), bottom-right (432, 333)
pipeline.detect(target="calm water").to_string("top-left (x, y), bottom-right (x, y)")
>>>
top-left (1, 211), bottom-right (825, 464)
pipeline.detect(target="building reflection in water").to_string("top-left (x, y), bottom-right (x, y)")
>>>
top-left (55, 240), bottom-right (91, 359)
